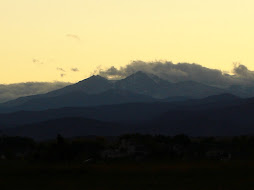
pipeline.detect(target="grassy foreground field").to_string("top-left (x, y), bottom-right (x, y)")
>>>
top-left (1, 160), bottom-right (254, 190)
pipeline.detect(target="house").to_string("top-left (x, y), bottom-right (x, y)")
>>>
top-left (101, 138), bottom-right (148, 160)
top-left (206, 150), bottom-right (232, 160)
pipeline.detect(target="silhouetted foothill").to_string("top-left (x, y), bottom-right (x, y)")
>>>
top-left (173, 134), bottom-right (191, 146)
top-left (57, 134), bottom-right (65, 145)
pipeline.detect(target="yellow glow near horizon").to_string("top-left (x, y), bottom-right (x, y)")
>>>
top-left (0, 0), bottom-right (254, 83)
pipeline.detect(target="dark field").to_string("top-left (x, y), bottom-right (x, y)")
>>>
top-left (1, 160), bottom-right (254, 190)
top-left (1, 135), bottom-right (254, 189)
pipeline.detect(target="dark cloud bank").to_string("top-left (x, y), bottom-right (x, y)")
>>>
top-left (0, 82), bottom-right (71, 103)
top-left (97, 61), bottom-right (254, 88)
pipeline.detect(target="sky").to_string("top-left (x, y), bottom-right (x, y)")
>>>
top-left (1, 0), bottom-right (254, 84)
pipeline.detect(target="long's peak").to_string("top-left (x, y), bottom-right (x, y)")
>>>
top-left (127, 71), bottom-right (149, 78)
top-left (122, 71), bottom-right (168, 85)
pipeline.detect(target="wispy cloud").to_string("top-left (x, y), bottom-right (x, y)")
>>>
top-left (32, 58), bottom-right (44, 64)
top-left (66, 34), bottom-right (81, 41)
top-left (60, 73), bottom-right (66, 78)
top-left (57, 67), bottom-right (66, 72)
top-left (71, 68), bottom-right (79, 72)
top-left (233, 63), bottom-right (254, 81)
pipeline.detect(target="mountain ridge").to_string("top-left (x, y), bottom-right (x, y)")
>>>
top-left (0, 71), bottom-right (243, 113)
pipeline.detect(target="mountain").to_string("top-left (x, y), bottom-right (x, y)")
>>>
top-left (228, 85), bottom-right (254, 98)
top-left (150, 108), bottom-right (254, 137)
top-left (168, 81), bottom-right (227, 98)
top-left (115, 71), bottom-right (172, 98)
top-left (2, 72), bottom-right (254, 139)
top-left (0, 94), bottom-right (244, 130)
top-left (171, 93), bottom-right (243, 111)
top-left (147, 95), bottom-right (254, 136)
top-left (0, 89), bottom-right (155, 113)
top-left (46, 75), bottom-right (113, 96)
top-left (1, 75), bottom-right (112, 108)
top-left (0, 71), bottom-right (231, 112)
top-left (115, 71), bottom-right (227, 98)
top-left (2, 117), bottom-right (126, 140)
top-left (0, 93), bottom-right (245, 128)
top-left (162, 96), bottom-right (191, 102)
top-left (0, 102), bottom-right (177, 129)
top-left (2, 94), bottom-right (254, 139)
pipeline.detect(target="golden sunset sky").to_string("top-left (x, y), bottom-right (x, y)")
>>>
top-left (1, 0), bottom-right (254, 84)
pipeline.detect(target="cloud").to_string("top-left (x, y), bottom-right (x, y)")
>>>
top-left (60, 73), bottom-right (66, 77)
top-left (33, 59), bottom-right (44, 64)
top-left (0, 82), bottom-right (71, 103)
top-left (66, 34), bottom-right (81, 41)
top-left (97, 61), bottom-right (254, 87)
top-left (71, 68), bottom-right (79, 72)
top-left (233, 63), bottom-right (254, 81)
top-left (57, 67), bottom-right (66, 72)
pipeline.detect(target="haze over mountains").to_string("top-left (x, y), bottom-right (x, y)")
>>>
top-left (1, 71), bottom-right (254, 139)
top-left (0, 82), bottom-right (70, 103)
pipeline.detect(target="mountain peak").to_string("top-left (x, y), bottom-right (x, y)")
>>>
top-left (44, 74), bottom-right (112, 97)
top-left (77, 75), bottom-right (107, 84)
top-left (125, 71), bottom-right (168, 85)
top-left (85, 74), bottom-right (106, 80)
top-left (125, 71), bottom-right (154, 81)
